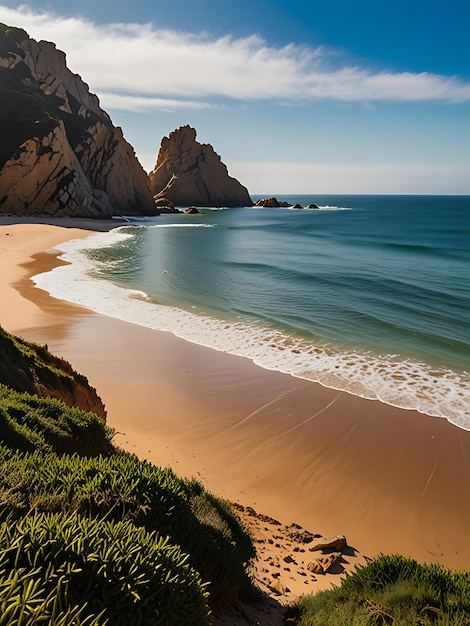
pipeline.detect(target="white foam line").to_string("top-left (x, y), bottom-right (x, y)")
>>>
top-left (149, 224), bottom-right (215, 228)
top-left (286, 205), bottom-right (352, 211)
top-left (33, 232), bottom-right (470, 432)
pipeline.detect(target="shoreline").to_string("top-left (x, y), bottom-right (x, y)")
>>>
top-left (29, 214), bottom-right (470, 431)
top-left (1, 221), bottom-right (470, 609)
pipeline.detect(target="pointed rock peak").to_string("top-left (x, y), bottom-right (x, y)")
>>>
top-left (174, 124), bottom-right (196, 143)
top-left (149, 126), bottom-right (252, 208)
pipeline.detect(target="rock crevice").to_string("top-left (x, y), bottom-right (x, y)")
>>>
top-left (149, 125), bottom-right (252, 208)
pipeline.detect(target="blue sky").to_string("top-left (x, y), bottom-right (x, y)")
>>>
top-left (0, 1), bottom-right (469, 194)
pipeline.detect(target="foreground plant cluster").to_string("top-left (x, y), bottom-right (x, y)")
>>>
top-left (0, 385), bottom-right (256, 624)
top-left (288, 553), bottom-right (470, 625)
top-left (0, 325), bottom-right (469, 625)
top-left (0, 326), bottom-right (255, 624)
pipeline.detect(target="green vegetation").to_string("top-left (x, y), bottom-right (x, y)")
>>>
top-left (286, 554), bottom-right (470, 625)
top-left (0, 325), bottom-right (255, 622)
top-left (0, 512), bottom-right (209, 625)
top-left (0, 325), bottom-right (87, 387)
top-left (0, 386), bottom-right (113, 456)
top-left (0, 446), bottom-right (254, 609)
top-left (2, 322), bottom-right (468, 624)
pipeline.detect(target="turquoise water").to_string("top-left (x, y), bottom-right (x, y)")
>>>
top-left (34, 195), bottom-right (470, 428)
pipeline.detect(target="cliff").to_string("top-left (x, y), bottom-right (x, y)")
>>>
top-left (149, 125), bottom-right (252, 207)
top-left (0, 24), bottom-right (156, 218)
top-left (0, 324), bottom-right (106, 419)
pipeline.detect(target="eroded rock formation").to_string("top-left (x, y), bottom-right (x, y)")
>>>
top-left (149, 125), bottom-right (252, 207)
top-left (253, 197), bottom-right (291, 208)
top-left (0, 24), bottom-right (156, 218)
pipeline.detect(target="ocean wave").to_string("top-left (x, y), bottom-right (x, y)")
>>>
top-left (317, 205), bottom-right (352, 211)
top-left (286, 205), bottom-right (352, 211)
top-left (33, 233), bottom-right (470, 432)
top-left (149, 223), bottom-right (215, 228)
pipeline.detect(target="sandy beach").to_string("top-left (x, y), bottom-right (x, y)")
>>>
top-left (1, 220), bottom-right (470, 617)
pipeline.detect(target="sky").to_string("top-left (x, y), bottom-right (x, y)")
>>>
top-left (0, 1), bottom-right (469, 195)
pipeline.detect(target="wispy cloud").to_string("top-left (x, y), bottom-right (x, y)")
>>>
top-left (1, 4), bottom-right (470, 110)
top-left (98, 93), bottom-right (214, 112)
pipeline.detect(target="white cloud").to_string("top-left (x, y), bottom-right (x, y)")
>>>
top-left (98, 92), bottom-right (214, 112)
top-left (1, 4), bottom-right (470, 110)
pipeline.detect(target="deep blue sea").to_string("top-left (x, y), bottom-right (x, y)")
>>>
top-left (34, 195), bottom-right (470, 429)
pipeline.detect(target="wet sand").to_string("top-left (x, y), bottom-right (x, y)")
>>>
top-left (1, 222), bottom-right (470, 605)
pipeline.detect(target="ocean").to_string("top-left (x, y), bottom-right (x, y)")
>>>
top-left (33, 195), bottom-right (470, 430)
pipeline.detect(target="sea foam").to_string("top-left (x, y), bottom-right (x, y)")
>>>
top-left (33, 231), bottom-right (470, 431)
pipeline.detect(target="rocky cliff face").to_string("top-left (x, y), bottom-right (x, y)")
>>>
top-left (149, 126), bottom-right (252, 207)
top-left (0, 24), bottom-right (156, 218)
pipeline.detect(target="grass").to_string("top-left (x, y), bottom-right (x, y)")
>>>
top-left (0, 512), bottom-right (210, 625)
top-left (0, 385), bottom-right (114, 456)
top-left (0, 447), bottom-right (255, 611)
top-left (286, 554), bottom-right (470, 625)
top-left (2, 324), bottom-right (467, 624)
top-left (0, 322), bottom-right (255, 616)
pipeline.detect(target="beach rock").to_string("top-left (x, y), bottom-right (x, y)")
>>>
top-left (154, 197), bottom-right (175, 209)
top-left (307, 203), bottom-right (320, 209)
top-left (257, 513), bottom-right (282, 526)
top-left (0, 25), bottom-right (156, 217)
top-left (285, 523), bottom-right (317, 544)
top-left (307, 552), bottom-right (342, 574)
top-left (254, 197), bottom-right (291, 208)
top-left (149, 125), bottom-right (252, 207)
top-left (154, 197), bottom-right (180, 214)
top-left (269, 579), bottom-right (290, 596)
top-left (308, 535), bottom-right (347, 552)
top-left (291, 203), bottom-right (303, 209)
top-left (184, 206), bottom-right (200, 214)
top-left (156, 206), bottom-right (182, 214)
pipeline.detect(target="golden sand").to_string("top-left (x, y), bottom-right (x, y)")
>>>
top-left (1, 220), bottom-right (469, 619)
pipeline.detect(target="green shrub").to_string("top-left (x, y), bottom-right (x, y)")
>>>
top-left (0, 512), bottom-right (210, 625)
top-left (0, 386), bottom-right (114, 456)
top-left (287, 554), bottom-right (470, 625)
top-left (0, 448), bottom-right (254, 611)
top-left (0, 570), bottom-right (106, 626)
